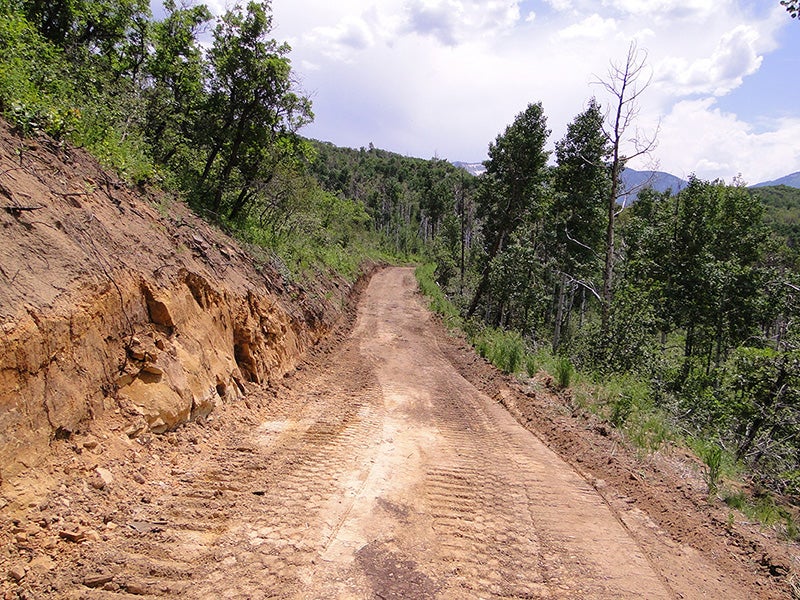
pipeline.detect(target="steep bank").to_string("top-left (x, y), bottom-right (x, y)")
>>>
top-left (0, 119), bottom-right (363, 481)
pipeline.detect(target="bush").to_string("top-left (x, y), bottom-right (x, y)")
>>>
top-left (473, 327), bottom-right (525, 374)
top-left (554, 357), bottom-right (574, 389)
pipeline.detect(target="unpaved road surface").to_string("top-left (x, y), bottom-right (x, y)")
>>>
top-left (1, 267), bottom-right (791, 598)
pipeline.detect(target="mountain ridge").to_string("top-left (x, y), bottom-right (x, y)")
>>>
top-left (451, 160), bottom-right (800, 194)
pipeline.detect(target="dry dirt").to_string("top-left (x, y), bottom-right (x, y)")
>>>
top-left (1, 267), bottom-right (797, 599)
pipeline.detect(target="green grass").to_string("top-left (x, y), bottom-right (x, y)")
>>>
top-left (415, 263), bottom-right (462, 325)
top-left (723, 490), bottom-right (799, 541)
top-left (573, 374), bottom-right (676, 453)
top-left (473, 327), bottom-right (526, 374)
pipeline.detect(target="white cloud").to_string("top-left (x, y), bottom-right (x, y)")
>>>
top-left (544, 0), bottom-right (573, 11)
top-left (265, 0), bottom-right (799, 183)
top-left (304, 16), bottom-right (377, 61)
top-left (645, 98), bottom-right (800, 183)
top-left (655, 25), bottom-right (763, 96)
top-left (403, 0), bottom-right (521, 45)
top-left (557, 14), bottom-right (618, 40)
top-left (602, 0), bottom-right (718, 20)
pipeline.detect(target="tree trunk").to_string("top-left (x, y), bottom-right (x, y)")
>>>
top-left (552, 272), bottom-right (567, 353)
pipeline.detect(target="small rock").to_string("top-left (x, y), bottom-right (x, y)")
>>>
top-left (83, 440), bottom-right (99, 450)
top-left (125, 582), bottom-right (149, 595)
top-left (125, 421), bottom-right (147, 438)
top-left (58, 529), bottom-right (85, 543)
top-left (83, 573), bottom-right (114, 588)
top-left (127, 347), bottom-right (147, 361)
top-left (8, 564), bottom-right (26, 582)
top-left (132, 473), bottom-right (145, 484)
top-left (95, 467), bottom-right (114, 487)
top-left (84, 529), bottom-right (102, 542)
top-left (141, 364), bottom-right (163, 376)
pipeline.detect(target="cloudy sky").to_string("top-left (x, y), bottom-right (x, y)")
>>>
top-left (204, 0), bottom-right (800, 184)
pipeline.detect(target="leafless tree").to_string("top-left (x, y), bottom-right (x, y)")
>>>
top-left (594, 41), bottom-right (659, 330)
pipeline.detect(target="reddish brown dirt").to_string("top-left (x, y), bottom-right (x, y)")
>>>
top-left (1, 267), bottom-right (796, 599)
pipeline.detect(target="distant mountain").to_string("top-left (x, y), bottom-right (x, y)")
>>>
top-left (452, 161), bottom-right (486, 177)
top-left (452, 163), bottom-right (687, 202)
top-left (752, 171), bottom-right (800, 189)
top-left (618, 168), bottom-right (687, 205)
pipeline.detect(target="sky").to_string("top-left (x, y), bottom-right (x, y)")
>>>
top-left (193, 0), bottom-right (800, 184)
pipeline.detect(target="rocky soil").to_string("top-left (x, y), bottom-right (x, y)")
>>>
top-left (0, 118), bottom-right (357, 483)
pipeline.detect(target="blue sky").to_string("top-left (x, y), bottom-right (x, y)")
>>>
top-left (185, 0), bottom-right (800, 184)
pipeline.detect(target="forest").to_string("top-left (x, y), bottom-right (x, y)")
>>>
top-left (1, 0), bottom-right (798, 529)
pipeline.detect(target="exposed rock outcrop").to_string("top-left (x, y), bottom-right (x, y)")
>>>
top-left (0, 120), bottom-right (355, 480)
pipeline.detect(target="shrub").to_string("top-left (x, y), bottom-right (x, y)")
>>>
top-left (554, 357), bottom-right (574, 389)
top-left (473, 327), bottom-right (525, 374)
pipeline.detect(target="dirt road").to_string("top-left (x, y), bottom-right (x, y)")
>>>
top-left (1, 267), bottom-right (785, 598)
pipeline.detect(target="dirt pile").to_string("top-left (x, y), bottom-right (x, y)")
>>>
top-left (0, 119), bottom-right (354, 482)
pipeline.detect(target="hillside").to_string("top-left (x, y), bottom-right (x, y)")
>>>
top-left (753, 171), bottom-right (800, 189)
top-left (749, 184), bottom-right (800, 250)
top-left (0, 119), bottom-right (362, 482)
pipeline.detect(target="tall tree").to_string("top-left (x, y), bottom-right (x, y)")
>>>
top-left (199, 0), bottom-right (312, 218)
top-left (467, 102), bottom-right (551, 317)
top-left (594, 42), bottom-right (657, 331)
top-left (551, 98), bottom-right (611, 349)
top-left (21, 0), bottom-right (151, 73)
top-left (144, 0), bottom-right (212, 166)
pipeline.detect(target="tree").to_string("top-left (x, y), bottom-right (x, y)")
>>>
top-left (20, 0), bottom-right (151, 74)
top-left (594, 42), bottom-right (657, 331)
top-left (198, 0), bottom-right (313, 219)
top-left (782, 0), bottom-right (799, 18)
top-left (143, 0), bottom-right (212, 166)
top-left (551, 98), bottom-right (611, 349)
top-left (467, 102), bottom-right (551, 317)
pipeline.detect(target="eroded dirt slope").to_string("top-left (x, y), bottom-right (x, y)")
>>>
top-left (0, 119), bottom-right (353, 481)
top-left (1, 268), bottom-right (795, 598)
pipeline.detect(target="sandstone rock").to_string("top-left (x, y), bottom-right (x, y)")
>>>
top-left (95, 467), bottom-right (114, 487)
top-left (83, 573), bottom-right (114, 588)
top-left (58, 529), bottom-right (85, 543)
top-left (8, 564), bottom-right (26, 582)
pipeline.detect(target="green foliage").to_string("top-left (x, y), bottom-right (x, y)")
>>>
top-left (525, 354), bottom-right (538, 378)
top-left (719, 347), bottom-right (800, 491)
top-left (467, 102), bottom-right (551, 319)
top-left (0, 10), bottom-right (76, 134)
top-left (724, 490), bottom-right (798, 541)
top-left (554, 357), bottom-right (574, 389)
top-left (701, 444), bottom-right (723, 496)
top-left (415, 263), bottom-right (461, 322)
top-left (474, 327), bottom-right (526, 374)
top-left (309, 141), bottom-right (475, 257)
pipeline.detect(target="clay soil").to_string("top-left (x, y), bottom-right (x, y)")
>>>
top-left (1, 267), bottom-right (797, 599)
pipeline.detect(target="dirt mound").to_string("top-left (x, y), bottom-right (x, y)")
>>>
top-left (0, 119), bottom-right (358, 483)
